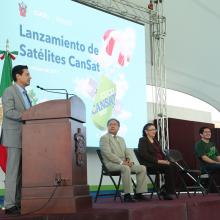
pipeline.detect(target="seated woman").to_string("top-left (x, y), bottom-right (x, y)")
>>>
top-left (138, 123), bottom-right (176, 200)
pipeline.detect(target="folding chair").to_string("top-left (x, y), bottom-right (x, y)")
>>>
top-left (133, 149), bottom-right (161, 199)
top-left (94, 149), bottom-right (136, 202)
top-left (199, 169), bottom-right (220, 194)
top-left (165, 149), bottom-right (206, 197)
top-left (208, 171), bottom-right (220, 194)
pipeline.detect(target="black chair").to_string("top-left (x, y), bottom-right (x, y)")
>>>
top-left (165, 149), bottom-right (206, 197)
top-left (199, 169), bottom-right (220, 194)
top-left (94, 149), bottom-right (136, 202)
top-left (133, 149), bottom-right (161, 199)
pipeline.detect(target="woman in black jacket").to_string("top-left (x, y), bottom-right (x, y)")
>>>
top-left (138, 123), bottom-right (176, 200)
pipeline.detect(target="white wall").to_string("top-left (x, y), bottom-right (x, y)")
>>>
top-left (148, 102), bottom-right (211, 123)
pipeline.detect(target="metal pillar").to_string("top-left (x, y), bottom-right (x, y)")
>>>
top-left (74, 0), bottom-right (154, 24)
top-left (149, 1), bottom-right (169, 150)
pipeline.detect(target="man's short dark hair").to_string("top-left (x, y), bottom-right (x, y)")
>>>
top-left (107, 118), bottom-right (120, 127)
top-left (199, 126), bottom-right (211, 135)
top-left (12, 65), bottom-right (28, 82)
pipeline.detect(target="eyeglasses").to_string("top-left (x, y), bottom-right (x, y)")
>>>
top-left (147, 129), bottom-right (157, 132)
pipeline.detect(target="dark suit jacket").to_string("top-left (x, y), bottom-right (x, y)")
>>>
top-left (138, 136), bottom-right (164, 167)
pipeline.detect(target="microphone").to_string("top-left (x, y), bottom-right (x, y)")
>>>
top-left (36, 85), bottom-right (44, 90)
top-left (36, 85), bottom-right (75, 100)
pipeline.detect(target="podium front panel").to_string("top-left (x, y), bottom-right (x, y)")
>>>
top-left (21, 116), bottom-right (91, 214)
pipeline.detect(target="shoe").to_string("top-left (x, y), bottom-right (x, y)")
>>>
top-left (16, 203), bottom-right (21, 210)
top-left (5, 206), bottom-right (20, 215)
top-left (160, 192), bottom-right (174, 200)
top-left (124, 193), bottom-right (136, 203)
top-left (134, 193), bottom-right (150, 201)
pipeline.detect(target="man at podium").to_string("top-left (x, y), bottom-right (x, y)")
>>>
top-left (2, 65), bottom-right (32, 215)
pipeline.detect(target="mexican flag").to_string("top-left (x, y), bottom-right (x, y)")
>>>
top-left (0, 50), bottom-right (18, 96)
top-left (0, 49), bottom-right (18, 173)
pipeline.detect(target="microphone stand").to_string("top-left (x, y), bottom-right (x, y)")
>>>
top-left (37, 86), bottom-right (75, 100)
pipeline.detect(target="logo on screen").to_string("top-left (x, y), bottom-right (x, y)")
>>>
top-left (19, 2), bottom-right (27, 17)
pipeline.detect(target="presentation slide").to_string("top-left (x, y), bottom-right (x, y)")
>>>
top-left (0, 0), bottom-right (147, 147)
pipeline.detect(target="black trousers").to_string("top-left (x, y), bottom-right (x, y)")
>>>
top-left (204, 163), bottom-right (220, 172)
top-left (147, 163), bottom-right (176, 194)
top-left (203, 164), bottom-right (220, 192)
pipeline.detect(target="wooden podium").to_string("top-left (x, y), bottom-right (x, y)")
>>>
top-left (21, 96), bottom-right (92, 214)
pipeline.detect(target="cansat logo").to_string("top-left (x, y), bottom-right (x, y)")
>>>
top-left (19, 2), bottom-right (27, 17)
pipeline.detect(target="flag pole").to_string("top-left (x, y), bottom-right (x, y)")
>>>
top-left (6, 39), bottom-right (9, 52)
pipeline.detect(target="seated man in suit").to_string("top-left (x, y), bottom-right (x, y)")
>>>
top-left (138, 123), bottom-right (176, 200)
top-left (100, 118), bottom-right (148, 202)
